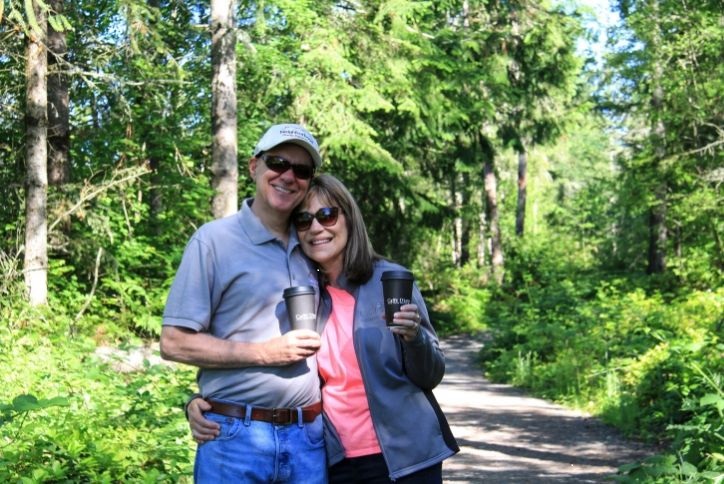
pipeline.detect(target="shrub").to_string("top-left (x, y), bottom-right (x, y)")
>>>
top-left (478, 236), bottom-right (723, 478)
top-left (0, 299), bottom-right (197, 482)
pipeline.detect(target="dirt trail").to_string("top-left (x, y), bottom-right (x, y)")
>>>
top-left (435, 334), bottom-right (656, 483)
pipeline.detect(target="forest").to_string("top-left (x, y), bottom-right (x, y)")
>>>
top-left (0, 0), bottom-right (721, 482)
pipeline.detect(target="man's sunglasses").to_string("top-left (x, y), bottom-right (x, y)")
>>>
top-left (293, 207), bottom-right (340, 231)
top-left (260, 155), bottom-right (315, 180)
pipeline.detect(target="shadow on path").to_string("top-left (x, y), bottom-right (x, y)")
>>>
top-left (436, 334), bottom-right (655, 483)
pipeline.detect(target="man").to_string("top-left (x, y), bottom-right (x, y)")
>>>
top-left (160, 124), bottom-right (326, 483)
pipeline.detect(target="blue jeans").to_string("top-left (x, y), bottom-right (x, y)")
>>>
top-left (194, 410), bottom-right (327, 483)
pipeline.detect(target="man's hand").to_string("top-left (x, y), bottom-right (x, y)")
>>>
top-left (261, 329), bottom-right (321, 366)
top-left (188, 398), bottom-right (219, 444)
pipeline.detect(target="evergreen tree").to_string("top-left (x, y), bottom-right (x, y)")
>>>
top-left (23, 0), bottom-right (49, 305)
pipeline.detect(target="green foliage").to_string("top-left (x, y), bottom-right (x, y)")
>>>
top-left (1, 0), bottom-right (721, 480)
top-left (666, 364), bottom-right (724, 478)
top-left (0, 297), bottom-right (197, 482)
top-left (605, 0), bottom-right (724, 285)
top-left (0, 394), bottom-right (70, 427)
top-left (610, 344), bottom-right (724, 483)
top-left (480, 233), bottom-right (723, 479)
top-left (420, 263), bottom-right (491, 337)
top-left (1, 0), bottom-right (70, 37)
top-left (616, 453), bottom-right (722, 484)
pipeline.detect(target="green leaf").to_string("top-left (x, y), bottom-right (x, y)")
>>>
top-left (8, 8), bottom-right (29, 35)
top-left (701, 470), bottom-right (724, 482)
top-left (42, 396), bottom-right (71, 408)
top-left (48, 14), bottom-right (62, 32)
top-left (13, 394), bottom-right (40, 411)
top-left (618, 462), bottom-right (641, 473)
top-left (678, 461), bottom-right (697, 476)
top-left (59, 14), bottom-right (72, 31)
top-left (25, 0), bottom-right (45, 36)
top-left (12, 394), bottom-right (69, 412)
top-left (700, 393), bottom-right (724, 411)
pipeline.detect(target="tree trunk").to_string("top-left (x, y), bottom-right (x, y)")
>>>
top-left (24, 2), bottom-right (49, 305)
top-left (477, 203), bottom-right (487, 268)
top-left (647, 183), bottom-right (667, 274)
top-left (713, 223), bottom-right (724, 271)
top-left (481, 134), bottom-right (504, 284)
top-left (646, 2), bottom-right (667, 274)
top-left (450, 172), bottom-right (461, 265)
top-left (210, 0), bottom-right (238, 219)
top-left (647, 111), bottom-right (667, 274)
top-left (47, 0), bottom-right (69, 186)
top-left (515, 147), bottom-right (527, 236)
top-left (146, 0), bottom-right (163, 233)
top-left (460, 171), bottom-right (470, 266)
top-left (484, 162), bottom-right (504, 284)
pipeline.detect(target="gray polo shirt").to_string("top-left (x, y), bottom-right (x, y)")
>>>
top-left (163, 198), bottom-right (321, 407)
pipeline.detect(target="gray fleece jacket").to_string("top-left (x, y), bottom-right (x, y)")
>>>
top-left (317, 259), bottom-right (459, 480)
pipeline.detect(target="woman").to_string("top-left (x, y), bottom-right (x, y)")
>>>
top-left (188, 174), bottom-right (458, 482)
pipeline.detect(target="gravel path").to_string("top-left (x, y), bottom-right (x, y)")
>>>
top-left (436, 334), bottom-right (657, 483)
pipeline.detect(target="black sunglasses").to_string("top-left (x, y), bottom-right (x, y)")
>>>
top-left (293, 207), bottom-right (340, 231)
top-left (260, 155), bottom-right (315, 180)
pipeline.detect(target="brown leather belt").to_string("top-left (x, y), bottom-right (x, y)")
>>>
top-left (207, 400), bottom-right (322, 425)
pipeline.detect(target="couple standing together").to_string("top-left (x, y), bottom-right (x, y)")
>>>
top-left (160, 124), bottom-right (459, 483)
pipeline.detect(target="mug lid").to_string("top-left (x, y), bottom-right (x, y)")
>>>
top-left (283, 285), bottom-right (316, 298)
top-left (380, 270), bottom-right (414, 281)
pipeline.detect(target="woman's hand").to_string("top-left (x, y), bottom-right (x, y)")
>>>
top-left (390, 303), bottom-right (422, 343)
top-left (188, 397), bottom-right (220, 443)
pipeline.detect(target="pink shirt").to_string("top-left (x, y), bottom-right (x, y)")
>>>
top-left (317, 286), bottom-right (381, 458)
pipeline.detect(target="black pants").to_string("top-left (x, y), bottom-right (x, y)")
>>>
top-left (329, 453), bottom-right (442, 484)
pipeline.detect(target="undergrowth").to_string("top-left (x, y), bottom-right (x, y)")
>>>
top-left (0, 296), bottom-right (197, 482)
top-left (479, 238), bottom-right (723, 482)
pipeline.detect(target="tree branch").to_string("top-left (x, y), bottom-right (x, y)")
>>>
top-left (48, 167), bottom-right (150, 234)
top-left (74, 247), bottom-right (103, 324)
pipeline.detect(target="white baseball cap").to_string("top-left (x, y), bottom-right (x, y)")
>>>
top-left (253, 123), bottom-right (322, 168)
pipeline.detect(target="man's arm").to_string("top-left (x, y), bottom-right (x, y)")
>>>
top-left (160, 326), bottom-right (321, 368)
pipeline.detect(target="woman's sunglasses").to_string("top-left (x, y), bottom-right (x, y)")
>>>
top-left (293, 207), bottom-right (340, 231)
top-left (261, 155), bottom-right (315, 180)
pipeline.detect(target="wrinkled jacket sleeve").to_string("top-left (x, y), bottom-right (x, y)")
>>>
top-left (401, 284), bottom-right (445, 389)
